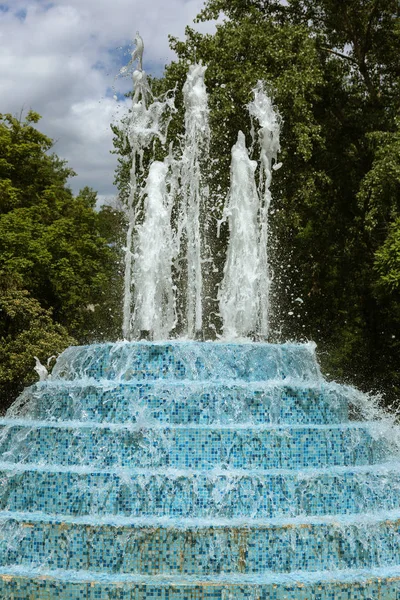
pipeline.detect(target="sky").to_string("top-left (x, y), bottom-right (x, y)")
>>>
top-left (0, 0), bottom-right (218, 204)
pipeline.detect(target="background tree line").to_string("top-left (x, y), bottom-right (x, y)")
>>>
top-left (1, 0), bottom-right (399, 411)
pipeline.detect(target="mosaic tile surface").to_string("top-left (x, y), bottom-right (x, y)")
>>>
top-left (0, 341), bottom-right (399, 599)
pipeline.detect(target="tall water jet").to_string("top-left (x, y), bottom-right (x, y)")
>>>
top-left (218, 131), bottom-right (260, 339)
top-left (247, 81), bottom-right (282, 339)
top-left (180, 64), bottom-right (210, 338)
top-left (132, 158), bottom-right (177, 339)
top-left (119, 32), bottom-right (175, 339)
top-left (218, 83), bottom-right (281, 340)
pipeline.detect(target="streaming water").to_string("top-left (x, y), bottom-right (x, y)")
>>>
top-left (119, 34), bottom-right (175, 339)
top-left (218, 85), bottom-right (281, 340)
top-left (180, 64), bottom-right (210, 337)
top-left (218, 131), bottom-right (260, 339)
top-left (120, 47), bottom-right (210, 340)
top-left (132, 159), bottom-right (177, 339)
top-left (247, 81), bottom-right (282, 339)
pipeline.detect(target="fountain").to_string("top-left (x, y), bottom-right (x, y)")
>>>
top-left (0, 34), bottom-right (400, 600)
top-left (132, 158), bottom-right (177, 340)
top-left (180, 63), bottom-right (210, 338)
top-left (119, 32), bottom-right (175, 340)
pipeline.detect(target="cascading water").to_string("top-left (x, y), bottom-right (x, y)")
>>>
top-left (1, 36), bottom-right (400, 600)
top-left (1, 341), bottom-right (400, 598)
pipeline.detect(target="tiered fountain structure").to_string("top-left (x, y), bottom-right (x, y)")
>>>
top-left (1, 341), bottom-right (400, 598)
top-left (1, 34), bottom-right (400, 600)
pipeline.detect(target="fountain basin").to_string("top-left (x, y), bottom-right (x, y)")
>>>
top-left (0, 341), bottom-right (399, 598)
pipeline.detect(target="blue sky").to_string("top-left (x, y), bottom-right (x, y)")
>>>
top-left (0, 0), bottom-right (218, 202)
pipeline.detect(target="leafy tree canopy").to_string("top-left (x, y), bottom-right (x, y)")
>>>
top-left (0, 112), bottom-right (123, 409)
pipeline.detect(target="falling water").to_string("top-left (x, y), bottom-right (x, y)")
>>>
top-left (180, 64), bottom-right (210, 338)
top-left (2, 340), bottom-right (400, 598)
top-left (247, 81), bottom-right (282, 339)
top-left (218, 131), bottom-right (260, 339)
top-left (132, 159), bottom-right (177, 339)
top-left (120, 33), bottom-right (175, 339)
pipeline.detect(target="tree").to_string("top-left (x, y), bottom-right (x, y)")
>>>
top-left (0, 112), bottom-right (123, 409)
top-left (0, 275), bottom-right (75, 406)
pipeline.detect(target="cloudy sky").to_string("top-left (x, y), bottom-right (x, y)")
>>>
top-left (0, 0), bottom-right (218, 203)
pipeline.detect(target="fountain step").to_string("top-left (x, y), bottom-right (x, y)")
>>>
top-left (1, 463), bottom-right (400, 518)
top-left (0, 421), bottom-right (391, 470)
top-left (11, 379), bottom-right (349, 425)
top-left (2, 565), bottom-right (400, 599)
top-left (3, 341), bottom-right (398, 596)
top-left (51, 341), bottom-right (321, 382)
top-left (1, 511), bottom-right (400, 575)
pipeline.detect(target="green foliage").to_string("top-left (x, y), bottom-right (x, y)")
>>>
top-left (0, 111), bottom-right (75, 214)
top-left (166, 19), bottom-right (323, 173)
top-left (372, 218), bottom-right (400, 401)
top-left (375, 219), bottom-right (400, 293)
top-left (0, 113), bottom-right (123, 410)
top-left (113, 0), bottom-right (400, 403)
top-left (199, 0), bottom-right (400, 110)
top-left (358, 120), bottom-right (400, 238)
top-left (0, 277), bottom-right (76, 407)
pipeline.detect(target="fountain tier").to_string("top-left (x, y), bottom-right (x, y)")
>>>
top-left (0, 341), bottom-right (400, 598)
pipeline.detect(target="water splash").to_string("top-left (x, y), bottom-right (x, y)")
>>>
top-left (119, 33), bottom-right (175, 339)
top-left (33, 357), bottom-right (49, 382)
top-left (247, 81), bottom-right (282, 339)
top-left (132, 159), bottom-right (177, 339)
top-left (218, 84), bottom-right (281, 340)
top-left (118, 53), bottom-right (211, 340)
top-left (218, 132), bottom-right (260, 339)
top-left (180, 64), bottom-right (210, 337)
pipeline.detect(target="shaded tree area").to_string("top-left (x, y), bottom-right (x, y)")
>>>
top-left (113, 0), bottom-right (400, 404)
top-left (0, 111), bottom-right (124, 409)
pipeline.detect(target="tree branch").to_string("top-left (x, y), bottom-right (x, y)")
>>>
top-left (320, 46), bottom-right (358, 64)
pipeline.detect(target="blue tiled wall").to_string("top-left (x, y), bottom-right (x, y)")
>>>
top-left (0, 341), bottom-right (399, 598)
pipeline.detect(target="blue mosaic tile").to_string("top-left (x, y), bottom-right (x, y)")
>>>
top-left (0, 423), bottom-right (390, 469)
top-left (0, 341), bottom-right (399, 597)
top-left (51, 341), bottom-right (321, 382)
top-left (9, 380), bottom-right (350, 425)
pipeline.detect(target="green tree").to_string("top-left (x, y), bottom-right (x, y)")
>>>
top-left (0, 112), bottom-right (123, 409)
top-left (362, 122), bottom-right (400, 403)
top-left (372, 218), bottom-right (400, 404)
top-left (0, 275), bottom-right (76, 406)
top-left (375, 219), bottom-right (400, 293)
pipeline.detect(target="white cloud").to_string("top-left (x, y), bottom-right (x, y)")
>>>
top-left (0, 0), bottom-right (218, 198)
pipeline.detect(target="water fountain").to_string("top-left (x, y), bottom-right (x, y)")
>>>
top-left (0, 34), bottom-right (400, 600)
top-left (132, 157), bottom-right (177, 340)
top-left (119, 32), bottom-right (175, 340)
top-left (180, 63), bottom-right (210, 338)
